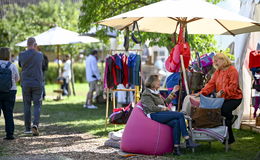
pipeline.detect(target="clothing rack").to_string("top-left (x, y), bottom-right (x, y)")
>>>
top-left (105, 49), bottom-right (142, 130)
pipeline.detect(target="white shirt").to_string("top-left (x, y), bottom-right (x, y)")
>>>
top-left (62, 59), bottom-right (71, 80)
top-left (85, 55), bottom-right (101, 82)
top-left (0, 60), bottom-right (20, 90)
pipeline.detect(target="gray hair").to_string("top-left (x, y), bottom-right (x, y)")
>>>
top-left (144, 75), bottom-right (159, 89)
top-left (27, 37), bottom-right (36, 46)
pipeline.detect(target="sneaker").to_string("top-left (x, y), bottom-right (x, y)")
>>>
top-left (24, 130), bottom-right (32, 134)
top-left (87, 105), bottom-right (98, 109)
top-left (173, 146), bottom-right (181, 156)
top-left (32, 125), bottom-right (39, 136)
top-left (231, 115), bottom-right (238, 125)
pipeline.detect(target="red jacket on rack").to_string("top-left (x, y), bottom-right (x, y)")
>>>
top-left (249, 50), bottom-right (260, 69)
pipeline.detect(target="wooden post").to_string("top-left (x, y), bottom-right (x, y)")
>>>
top-left (180, 55), bottom-right (190, 95)
top-left (105, 88), bottom-right (110, 130)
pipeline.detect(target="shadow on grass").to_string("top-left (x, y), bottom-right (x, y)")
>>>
top-left (11, 101), bottom-right (122, 137)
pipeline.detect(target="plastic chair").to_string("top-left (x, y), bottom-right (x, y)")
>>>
top-left (120, 102), bottom-right (173, 155)
top-left (185, 115), bottom-right (229, 152)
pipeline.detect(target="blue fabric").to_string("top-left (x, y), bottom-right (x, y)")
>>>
top-left (200, 94), bottom-right (224, 109)
top-left (150, 111), bottom-right (188, 145)
top-left (166, 72), bottom-right (180, 105)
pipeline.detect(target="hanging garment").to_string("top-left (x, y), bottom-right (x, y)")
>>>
top-left (165, 27), bottom-right (190, 72)
top-left (128, 53), bottom-right (136, 84)
top-left (120, 53), bottom-right (129, 87)
top-left (133, 54), bottom-right (141, 85)
top-left (249, 50), bottom-right (260, 69)
top-left (105, 56), bottom-right (117, 88)
top-left (114, 54), bottom-right (123, 84)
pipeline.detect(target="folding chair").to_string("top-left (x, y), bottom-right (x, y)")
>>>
top-left (185, 115), bottom-right (229, 152)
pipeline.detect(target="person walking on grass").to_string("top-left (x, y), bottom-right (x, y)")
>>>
top-left (84, 50), bottom-right (101, 109)
top-left (0, 47), bottom-right (19, 140)
top-left (19, 37), bottom-right (43, 136)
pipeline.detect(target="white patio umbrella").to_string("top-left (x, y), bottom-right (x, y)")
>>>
top-left (16, 26), bottom-right (99, 47)
top-left (16, 26), bottom-right (100, 96)
top-left (98, 0), bottom-right (260, 35)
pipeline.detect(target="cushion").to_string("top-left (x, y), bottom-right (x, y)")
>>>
top-left (190, 97), bottom-right (200, 107)
top-left (191, 106), bottom-right (222, 128)
top-left (199, 94), bottom-right (224, 109)
top-left (120, 102), bottom-right (173, 155)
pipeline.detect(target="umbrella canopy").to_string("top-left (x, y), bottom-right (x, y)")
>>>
top-left (16, 26), bottom-right (99, 47)
top-left (98, 0), bottom-right (260, 35)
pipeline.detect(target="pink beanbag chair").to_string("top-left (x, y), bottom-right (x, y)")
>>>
top-left (120, 102), bottom-right (173, 155)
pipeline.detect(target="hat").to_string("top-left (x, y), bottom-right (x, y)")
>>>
top-left (27, 37), bottom-right (36, 46)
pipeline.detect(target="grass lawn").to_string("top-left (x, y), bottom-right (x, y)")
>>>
top-left (0, 83), bottom-right (260, 159)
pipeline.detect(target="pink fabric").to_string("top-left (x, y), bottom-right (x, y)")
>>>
top-left (190, 97), bottom-right (200, 107)
top-left (120, 102), bottom-right (173, 155)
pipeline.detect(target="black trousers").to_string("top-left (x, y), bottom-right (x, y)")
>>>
top-left (0, 90), bottom-right (17, 138)
top-left (221, 98), bottom-right (242, 143)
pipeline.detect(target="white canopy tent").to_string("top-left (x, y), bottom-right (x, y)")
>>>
top-left (233, 0), bottom-right (260, 129)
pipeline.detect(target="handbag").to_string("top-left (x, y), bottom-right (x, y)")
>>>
top-left (191, 106), bottom-right (222, 128)
top-left (187, 71), bottom-right (204, 91)
top-left (131, 21), bottom-right (142, 44)
top-left (109, 103), bottom-right (133, 124)
top-left (200, 94), bottom-right (224, 109)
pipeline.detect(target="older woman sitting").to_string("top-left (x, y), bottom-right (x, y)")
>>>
top-left (141, 75), bottom-right (197, 156)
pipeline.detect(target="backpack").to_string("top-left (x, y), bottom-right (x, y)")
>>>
top-left (165, 27), bottom-right (191, 72)
top-left (0, 62), bottom-right (12, 92)
top-left (109, 103), bottom-right (133, 124)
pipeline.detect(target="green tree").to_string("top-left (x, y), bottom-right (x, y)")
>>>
top-left (0, 0), bottom-right (82, 54)
top-left (79, 0), bottom-right (223, 53)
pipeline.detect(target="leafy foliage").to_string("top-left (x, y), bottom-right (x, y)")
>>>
top-left (79, 0), bottom-right (224, 53)
top-left (0, 0), bottom-right (83, 55)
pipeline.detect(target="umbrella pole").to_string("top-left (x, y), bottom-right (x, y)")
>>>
top-left (180, 22), bottom-right (190, 95)
top-left (57, 45), bottom-right (61, 76)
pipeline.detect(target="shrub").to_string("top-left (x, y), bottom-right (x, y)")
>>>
top-left (44, 62), bottom-right (86, 84)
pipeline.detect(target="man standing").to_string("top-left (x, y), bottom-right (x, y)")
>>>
top-left (61, 55), bottom-right (71, 96)
top-left (84, 50), bottom-right (101, 109)
top-left (19, 37), bottom-right (43, 136)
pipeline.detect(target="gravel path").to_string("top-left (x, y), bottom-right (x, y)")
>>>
top-left (0, 125), bottom-right (170, 160)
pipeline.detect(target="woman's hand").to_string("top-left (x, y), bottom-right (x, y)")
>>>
top-left (172, 85), bottom-right (180, 93)
top-left (163, 107), bottom-right (169, 111)
top-left (216, 90), bottom-right (224, 98)
top-left (192, 93), bottom-right (200, 97)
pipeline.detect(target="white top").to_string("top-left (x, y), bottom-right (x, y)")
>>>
top-left (85, 55), bottom-right (101, 82)
top-left (0, 60), bottom-right (20, 90)
top-left (62, 59), bottom-right (71, 80)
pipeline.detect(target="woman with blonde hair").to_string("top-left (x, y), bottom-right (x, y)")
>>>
top-left (194, 53), bottom-right (242, 145)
